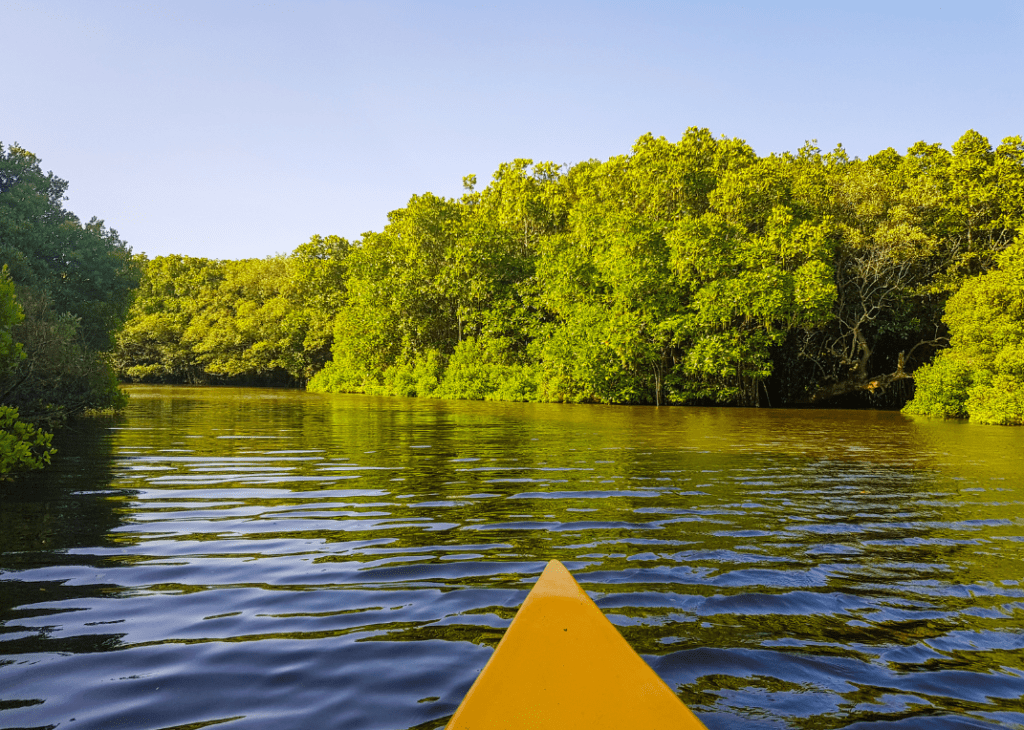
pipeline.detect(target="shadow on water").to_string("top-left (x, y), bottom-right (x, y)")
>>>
top-left (1, 416), bottom-right (132, 720)
top-left (1, 387), bottom-right (1023, 730)
top-left (1, 416), bottom-right (127, 557)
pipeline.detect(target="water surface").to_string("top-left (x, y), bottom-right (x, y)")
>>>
top-left (2, 387), bottom-right (1023, 729)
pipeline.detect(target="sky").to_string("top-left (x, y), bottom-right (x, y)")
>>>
top-left (3, 0), bottom-right (1023, 260)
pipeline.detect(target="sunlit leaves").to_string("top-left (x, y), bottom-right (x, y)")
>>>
top-left (667, 206), bottom-right (836, 404)
top-left (116, 239), bottom-right (352, 385)
top-left (905, 242), bottom-right (1024, 424)
top-left (0, 404), bottom-right (54, 475)
top-left (0, 267), bottom-right (25, 372)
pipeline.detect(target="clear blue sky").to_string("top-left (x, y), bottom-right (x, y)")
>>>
top-left (3, 0), bottom-right (1022, 260)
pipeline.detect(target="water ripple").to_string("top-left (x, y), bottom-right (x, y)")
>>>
top-left (2, 388), bottom-right (1023, 729)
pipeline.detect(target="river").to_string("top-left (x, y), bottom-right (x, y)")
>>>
top-left (2, 386), bottom-right (1023, 729)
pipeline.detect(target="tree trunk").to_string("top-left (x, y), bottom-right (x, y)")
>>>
top-left (809, 351), bottom-right (912, 403)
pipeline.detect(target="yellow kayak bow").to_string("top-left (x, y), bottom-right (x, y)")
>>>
top-left (447, 559), bottom-right (708, 729)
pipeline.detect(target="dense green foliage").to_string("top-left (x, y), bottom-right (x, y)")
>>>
top-left (114, 235), bottom-right (350, 385)
top-left (306, 129), bottom-right (1023, 408)
top-left (904, 241), bottom-right (1024, 424)
top-left (0, 403), bottom-right (54, 473)
top-left (0, 267), bottom-right (23, 370)
top-left (1, 145), bottom-right (138, 351)
top-left (0, 268), bottom-right (52, 471)
top-left (114, 129), bottom-right (1024, 419)
top-left (0, 143), bottom-right (138, 474)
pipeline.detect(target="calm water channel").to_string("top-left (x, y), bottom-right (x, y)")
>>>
top-left (2, 386), bottom-right (1023, 729)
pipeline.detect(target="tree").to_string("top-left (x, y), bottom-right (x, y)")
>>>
top-left (904, 241), bottom-right (1024, 424)
top-left (531, 130), bottom-right (757, 405)
top-left (285, 234), bottom-right (351, 378)
top-left (312, 162), bottom-right (562, 398)
top-left (0, 143), bottom-right (138, 448)
top-left (114, 255), bottom-right (225, 383)
top-left (667, 206), bottom-right (836, 405)
top-left (2, 288), bottom-right (126, 429)
top-left (0, 143), bottom-right (140, 351)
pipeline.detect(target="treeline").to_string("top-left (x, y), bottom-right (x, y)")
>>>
top-left (1, 143), bottom-right (141, 474)
top-left (113, 236), bottom-right (348, 385)
top-left (114, 128), bottom-right (1024, 422)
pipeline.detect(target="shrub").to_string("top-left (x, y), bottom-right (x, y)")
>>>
top-left (0, 405), bottom-right (54, 475)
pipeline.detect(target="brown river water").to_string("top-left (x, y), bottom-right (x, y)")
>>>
top-left (1, 386), bottom-right (1023, 729)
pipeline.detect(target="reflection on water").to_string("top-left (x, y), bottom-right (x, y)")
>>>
top-left (2, 387), bottom-right (1023, 729)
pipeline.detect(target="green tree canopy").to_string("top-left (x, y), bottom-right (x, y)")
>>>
top-left (115, 237), bottom-right (352, 385)
top-left (0, 143), bottom-right (139, 463)
top-left (0, 143), bottom-right (140, 350)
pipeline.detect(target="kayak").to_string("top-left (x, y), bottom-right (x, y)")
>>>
top-left (447, 559), bottom-right (708, 729)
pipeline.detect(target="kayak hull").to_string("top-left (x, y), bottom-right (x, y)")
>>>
top-left (446, 559), bottom-right (708, 729)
